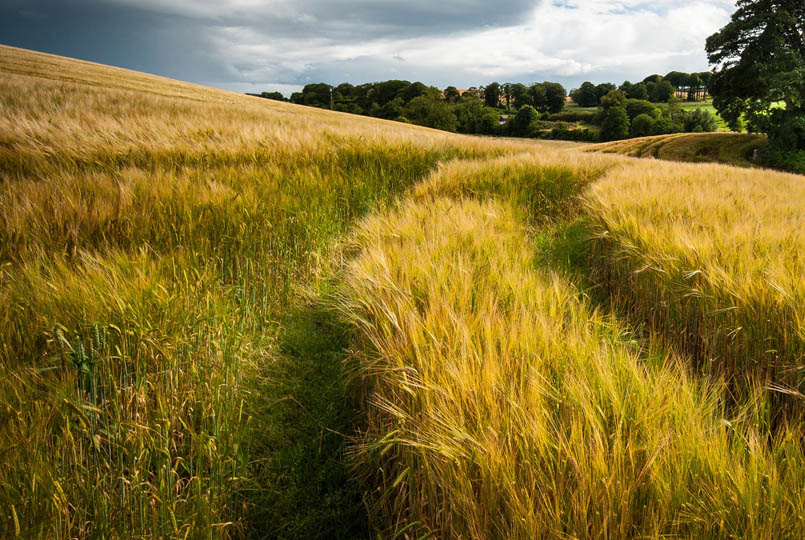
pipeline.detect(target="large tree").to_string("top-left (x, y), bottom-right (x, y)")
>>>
top-left (598, 90), bottom-right (630, 141)
top-left (509, 83), bottom-right (529, 108)
top-left (444, 86), bottom-right (461, 104)
top-left (485, 82), bottom-right (502, 108)
top-left (542, 82), bottom-right (567, 114)
top-left (706, 0), bottom-right (805, 147)
top-left (510, 105), bottom-right (540, 137)
top-left (664, 71), bottom-right (690, 91)
top-left (571, 82), bottom-right (599, 107)
top-left (650, 80), bottom-right (676, 103)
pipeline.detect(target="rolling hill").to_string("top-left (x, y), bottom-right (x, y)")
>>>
top-left (1, 44), bottom-right (804, 539)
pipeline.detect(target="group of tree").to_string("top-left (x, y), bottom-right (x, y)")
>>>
top-left (286, 80), bottom-right (453, 129)
top-left (706, 0), bottom-right (804, 173)
top-left (256, 76), bottom-right (719, 142)
top-left (570, 72), bottom-right (711, 107)
top-left (247, 91), bottom-right (287, 101)
top-left (281, 79), bottom-right (570, 135)
top-left (597, 91), bottom-right (717, 141)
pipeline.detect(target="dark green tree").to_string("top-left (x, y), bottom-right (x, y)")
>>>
top-left (510, 105), bottom-right (540, 137)
top-left (375, 80), bottom-right (411, 105)
top-left (444, 86), bottom-right (461, 104)
top-left (485, 82), bottom-right (502, 108)
top-left (453, 97), bottom-right (485, 133)
top-left (625, 99), bottom-right (660, 120)
top-left (501, 83), bottom-right (512, 110)
top-left (529, 83), bottom-right (547, 111)
top-left (292, 83), bottom-right (333, 108)
top-left (509, 83), bottom-right (530, 108)
top-left (682, 108), bottom-right (718, 132)
top-left (257, 91), bottom-right (286, 101)
top-left (600, 106), bottom-right (630, 140)
top-left (706, 0), bottom-right (804, 143)
top-left (630, 113), bottom-right (656, 137)
top-left (571, 82), bottom-right (599, 107)
top-left (623, 81), bottom-right (649, 100)
top-left (542, 82), bottom-right (567, 114)
top-left (664, 71), bottom-right (690, 91)
top-left (479, 107), bottom-right (502, 134)
top-left (650, 80), bottom-right (676, 102)
top-left (401, 81), bottom-right (430, 103)
top-left (600, 89), bottom-right (627, 110)
top-left (598, 90), bottom-right (630, 140)
top-left (405, 96), bottom-right (457, 132)
top-left (595, 83), bottom-right (617, 101)
top-left (377, 97), bottom-right (405, 119)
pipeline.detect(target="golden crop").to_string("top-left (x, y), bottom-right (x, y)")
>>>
top-left (1, 43), bottom-right (803, 539)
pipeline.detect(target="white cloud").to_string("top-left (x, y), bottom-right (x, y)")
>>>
top-left (7, 0), bottom-right (737, 91)
top-left (192, 0), bottom-right (733, 91)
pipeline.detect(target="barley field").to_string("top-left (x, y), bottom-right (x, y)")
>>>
top-left (588, 132), bottom-right (767, 168)
top-left (1, 44), bottom-right (804, 539)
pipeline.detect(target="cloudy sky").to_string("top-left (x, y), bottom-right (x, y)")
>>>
top-left (0, 0), bottom-right (735, 95)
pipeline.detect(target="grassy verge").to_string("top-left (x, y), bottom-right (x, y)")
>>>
top-left (244, 300), bottom-right (367, 539)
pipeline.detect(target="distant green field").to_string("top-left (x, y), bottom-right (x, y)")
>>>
top-left (563, 102), bottom-right (598, 113)
top-left (655, 99), bottom-right (732, 131)
top-left (567, 99), bottom-right (733, 131)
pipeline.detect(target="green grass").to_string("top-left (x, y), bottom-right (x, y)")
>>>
top-left (245, 301), bottom-right (367, 539)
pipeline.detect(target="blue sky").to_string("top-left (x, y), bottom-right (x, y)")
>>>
top-left (0, 0), bottom-right (736, 95)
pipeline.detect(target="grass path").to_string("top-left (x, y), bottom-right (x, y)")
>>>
top-left (245, 301), bottom-right (368, 539)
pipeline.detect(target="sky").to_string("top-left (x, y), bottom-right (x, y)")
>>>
top-left (0, 0), bottom-right (736, 96)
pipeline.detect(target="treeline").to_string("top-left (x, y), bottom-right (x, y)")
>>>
top-left (280, 80), bottom-right (570, 136)
top-left (249, 75), bottom-right (716, 142)
top-left (571, 72), bottom-right (712, 107)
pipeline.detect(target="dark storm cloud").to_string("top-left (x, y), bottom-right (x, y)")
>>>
top-left (100, 0), bottom-right (542, 40)
top-left (0, 0), bottom-right (230, 82)
top-left (265, 0), bottom-right (539, 38)
top-left (0, 0), bottom-right (542, 89)
top-left (0, 0), bottom-right (730, 94)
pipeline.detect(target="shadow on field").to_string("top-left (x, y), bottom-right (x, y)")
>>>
top-left (246, 302), bottom-right (368, 540)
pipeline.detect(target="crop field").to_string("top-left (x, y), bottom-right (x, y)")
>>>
top-left (1, 44), bottom-right (804, 539)
top-left (588, 132), bottom-right (767, 168)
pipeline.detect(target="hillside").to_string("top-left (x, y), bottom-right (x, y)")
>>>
top-left (2, 44), bottom-right (804, 539)
top-left (587, 131), bottom-right (767, 168)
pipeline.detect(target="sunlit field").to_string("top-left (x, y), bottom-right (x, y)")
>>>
top-left (585, 159), bottom-right (805, 418)
top-left (1, 44), bottom-right (804, 539)
top-left (588, 132), bottom-right (767, 168)
top-left (337, 161), bottom-right (805, 538)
